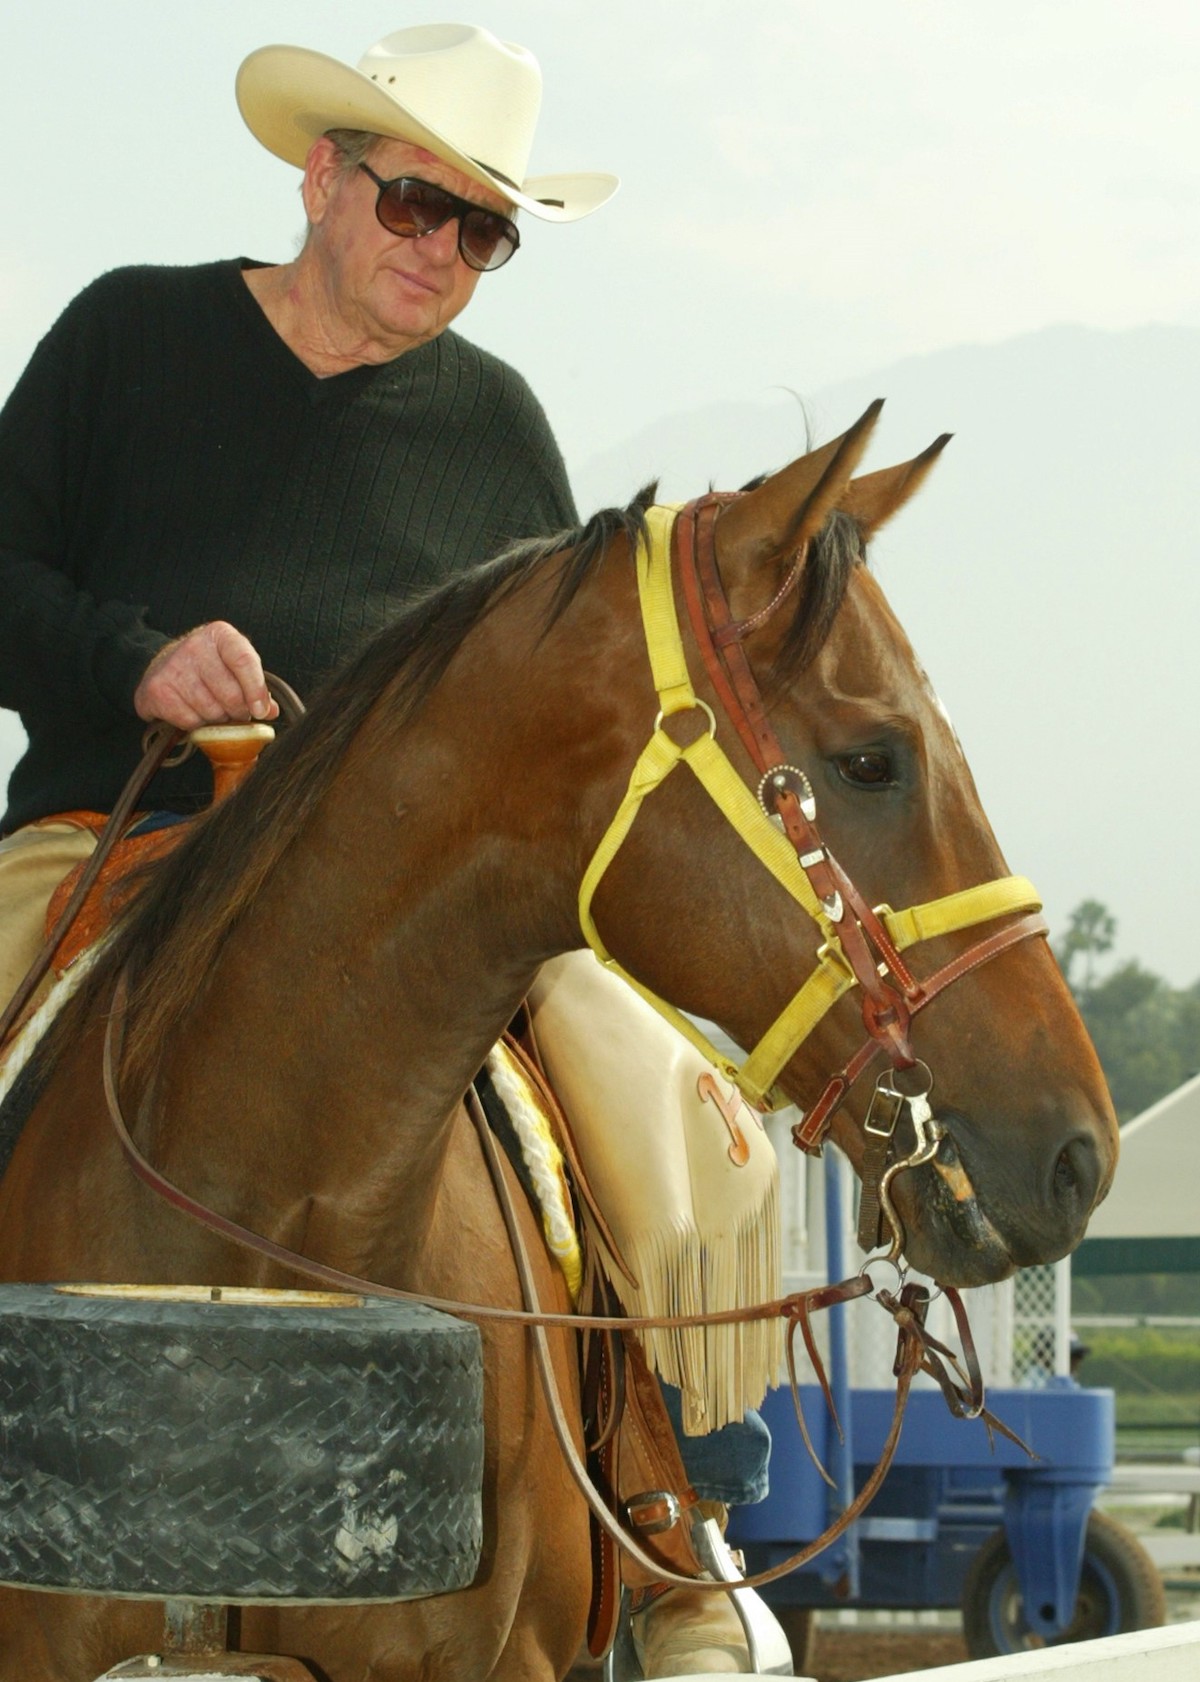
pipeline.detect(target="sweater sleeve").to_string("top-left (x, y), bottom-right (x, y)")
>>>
top-left (0, 287), bottom-right (169, 725)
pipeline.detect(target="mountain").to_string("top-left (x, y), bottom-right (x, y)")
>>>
top-left (574, 326), bottom-right (1200, 985)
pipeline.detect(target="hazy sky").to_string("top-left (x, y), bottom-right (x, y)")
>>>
top-left (2, 2), bottom-right (1197, 978)
top-left (3, 2), bottom-right (1195, 461)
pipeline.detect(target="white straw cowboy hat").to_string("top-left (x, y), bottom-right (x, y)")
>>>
top-left (236, 23), bottom-right (618, 223)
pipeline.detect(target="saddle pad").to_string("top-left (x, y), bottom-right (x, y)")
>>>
top-left (483, 1040), bottom-right (584, 1302)
top-left (528, 951), bottom-right (782, 1435)
top-left (43, 812), bottom-right (188, 976)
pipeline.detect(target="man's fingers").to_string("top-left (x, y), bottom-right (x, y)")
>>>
top-left (207, 622), bottom-right (278, 720)
top-left (134, 622), bottom-right (280, 727)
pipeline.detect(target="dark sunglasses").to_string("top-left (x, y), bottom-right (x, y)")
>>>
top-left (358, 165), bottom-right (520, 272)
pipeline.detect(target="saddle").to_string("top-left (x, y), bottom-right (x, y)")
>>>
top-left (43, 812), bottom-right (185, 977)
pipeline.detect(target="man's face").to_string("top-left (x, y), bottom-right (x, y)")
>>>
top-left (304, 137), bottom-right (515, 354)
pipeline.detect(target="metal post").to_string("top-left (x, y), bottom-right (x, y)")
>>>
top-left (823, 1146), bottom-right (861, 1598)
top-left (1054, 1255), bottom-right (1073, 1378)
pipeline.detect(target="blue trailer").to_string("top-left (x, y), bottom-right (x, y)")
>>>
top-left (727, 1147), bottom-right (1163, 1658)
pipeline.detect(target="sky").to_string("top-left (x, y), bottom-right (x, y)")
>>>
top-left (1, 2), bottom-right (1198, 979)
top-left (3, 2), bottom-right (1196, 458)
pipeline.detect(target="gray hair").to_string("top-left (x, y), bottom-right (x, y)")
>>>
top-left (297, 129), bottom-right (381, 250)
top-left (323, 128), bottom-right (382, 172)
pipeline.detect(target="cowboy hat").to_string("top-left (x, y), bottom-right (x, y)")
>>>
top-left (236, 23), bottom-right (618, 223)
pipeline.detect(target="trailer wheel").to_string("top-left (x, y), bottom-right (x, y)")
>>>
top-left (962, 1509), bottom-right (1165, 1657)
top-left (0, 1284), bottom-right (483, 1603)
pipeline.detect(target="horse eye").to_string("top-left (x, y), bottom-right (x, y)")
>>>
top-left (838, 751), bottom-right (894, 787)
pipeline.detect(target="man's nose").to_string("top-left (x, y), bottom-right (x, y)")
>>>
top-left (417, 217), bottom-right (463, 265)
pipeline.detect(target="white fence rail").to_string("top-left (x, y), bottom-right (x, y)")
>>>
top-left (723, 1623), bottom-right (1200, 1682)
top-left (866, 1618), bottom-right (1200, 1682)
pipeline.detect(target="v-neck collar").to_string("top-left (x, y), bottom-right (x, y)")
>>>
top-left (227, 259), bottom-right (435, 404)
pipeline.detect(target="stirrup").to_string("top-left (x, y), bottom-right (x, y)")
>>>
top-left (689, 1511), bottom-right (795, 1676)
top-left (602, 1509), bottom-right (795, 1679)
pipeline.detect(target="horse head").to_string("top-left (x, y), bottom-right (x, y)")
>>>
top-left (584, 402), bottom-right (1118, 1288)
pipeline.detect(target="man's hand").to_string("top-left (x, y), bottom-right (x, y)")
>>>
top-left (133, 621), bottom-right (280, 729)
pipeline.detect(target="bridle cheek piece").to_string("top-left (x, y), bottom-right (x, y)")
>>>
top-left (578, 496), bottom-right (1048, 1239)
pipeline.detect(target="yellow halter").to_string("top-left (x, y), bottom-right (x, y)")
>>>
top-left (578, 503), bottom-right (1042, 1117)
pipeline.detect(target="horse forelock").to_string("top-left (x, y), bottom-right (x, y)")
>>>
top-left (42, 490), bottom-right (860, 1082)
top-left (768, 509), bottom-right (866, 690)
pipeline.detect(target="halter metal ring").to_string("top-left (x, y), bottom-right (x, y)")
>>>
top-left (859, 1253), bottom-right (906, 1298)
top-left (876, 1058), bottom-right (934, 1102)
top-left (654, 698), bottom-right (717, 740)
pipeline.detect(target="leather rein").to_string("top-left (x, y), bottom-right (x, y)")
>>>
top-left (101, 979), bottom-right (1026, 1594)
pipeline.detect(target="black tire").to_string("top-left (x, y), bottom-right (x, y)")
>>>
top-left (0, 1283), bottom-right (483, 1602)
top-left (962, 1509), bottom-right (1165, 1657)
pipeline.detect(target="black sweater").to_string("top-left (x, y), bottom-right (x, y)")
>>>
top-left (0, 260), bottom-right (577, 830)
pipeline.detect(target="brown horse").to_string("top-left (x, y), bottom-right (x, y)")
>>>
top-left (0, 406), bottom-right (1117, 1680)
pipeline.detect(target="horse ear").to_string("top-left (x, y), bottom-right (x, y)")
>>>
top-left (714, 400), bottom-right (884, 580)
top-left (841, 433), bottom-right (953, 537)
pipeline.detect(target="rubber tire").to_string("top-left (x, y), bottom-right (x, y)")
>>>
top-left (962, 1509), bottom-right (1166, 1657)
top-left (0, 1284), bottom-right (483, 1602)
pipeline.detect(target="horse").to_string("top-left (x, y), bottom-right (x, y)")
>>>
top-left (0, 403), bottom-right (1118, 1680)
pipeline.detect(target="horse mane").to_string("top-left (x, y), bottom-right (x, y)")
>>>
top-left (47, 490), bottom-right (862, 1082)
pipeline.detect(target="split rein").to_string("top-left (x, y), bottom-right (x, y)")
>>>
top-left (103, 979), bottom-right (1024, 1595)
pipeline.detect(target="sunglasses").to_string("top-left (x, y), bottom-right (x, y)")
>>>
top-left (358, 165), bottom-right (520, 273)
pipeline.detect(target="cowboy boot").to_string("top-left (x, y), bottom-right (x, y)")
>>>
top-left (628, 1500), bottom-right (773, 1676)
top-left (630, 1582), bottom-right (749, 1675)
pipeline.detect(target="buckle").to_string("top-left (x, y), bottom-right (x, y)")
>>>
top-left (816, 937), bottom-right (854, 983)
top-left (864, 1083), bottom-right (907, 1139)
top-left (625, 1489), bottom-right (682, 1536)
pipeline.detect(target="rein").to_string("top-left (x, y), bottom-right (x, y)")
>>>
top-left (100, 970), bottom-right (1026, 1595)
top-left (0, 674), bottom-right (305, 1055)
top-left (0, 723), bottom-right (184, 1050)
top-left (98, 969), bottom-right (826, 1337)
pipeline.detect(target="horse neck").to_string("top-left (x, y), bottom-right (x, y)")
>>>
top-left (139, 565), bottom-right (649, 1254)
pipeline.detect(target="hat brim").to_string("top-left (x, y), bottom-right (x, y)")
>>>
top-left (236, 45), bottom-right (617, 223)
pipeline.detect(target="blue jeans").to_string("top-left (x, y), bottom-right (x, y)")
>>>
top-left (661, 1384), bottom-right (771, 1506)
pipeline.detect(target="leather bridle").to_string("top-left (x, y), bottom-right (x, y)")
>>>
top-left (578, 497), bottom-right (1049, 1186)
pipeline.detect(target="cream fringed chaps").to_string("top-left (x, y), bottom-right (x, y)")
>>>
top-left (529, 951), bottom-right (782, 1435)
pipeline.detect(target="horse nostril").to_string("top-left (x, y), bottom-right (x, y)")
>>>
top-left (1053, 1149), bottom-right (1079, 1200)
top-left (1053, 1135), bottom-right (1100, 1215)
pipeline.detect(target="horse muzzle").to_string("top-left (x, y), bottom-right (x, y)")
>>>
top-left (892, 1107), bottom-right (1114, 1287)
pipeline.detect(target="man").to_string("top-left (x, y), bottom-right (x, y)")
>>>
top-left (0, 24), bottom-right (773, 1674)
top-left (0, 23), bottom-right (614, 1004)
